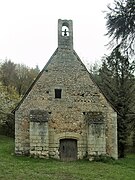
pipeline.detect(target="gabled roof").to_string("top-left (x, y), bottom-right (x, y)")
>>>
top-left (12, 48), bottom-right (118, 114)
top-left (12, 48), bottom-right (58, 113)
top-left (73, 50), bottom-right (118, 114)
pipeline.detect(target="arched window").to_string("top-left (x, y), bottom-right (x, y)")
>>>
top-left (62, 25), bottom-right (69, 36)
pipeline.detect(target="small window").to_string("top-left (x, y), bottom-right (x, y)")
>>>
top-left (55, 89), bottom-right (62, 98)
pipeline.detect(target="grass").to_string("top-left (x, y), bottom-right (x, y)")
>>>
top-left (0, 136), bottom-right (135, 180)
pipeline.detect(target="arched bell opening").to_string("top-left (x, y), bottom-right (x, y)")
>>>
top-left (62, 25), bottom-right (69, 36)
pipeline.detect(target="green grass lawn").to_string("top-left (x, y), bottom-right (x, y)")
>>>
top-left (0, 135), bottom-right (135, 180)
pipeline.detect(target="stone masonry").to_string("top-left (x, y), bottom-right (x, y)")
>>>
top-left (15, 19), bottom-right (118, 161)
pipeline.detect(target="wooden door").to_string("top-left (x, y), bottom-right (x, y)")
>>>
top-left (59, 139), bottom-right (77, 161)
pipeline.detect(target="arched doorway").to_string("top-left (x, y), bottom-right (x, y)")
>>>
top-left (59, 139), bottom-right (77, 161)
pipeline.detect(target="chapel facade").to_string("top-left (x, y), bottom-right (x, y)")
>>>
top-left (15, 19), bottom-right (118, 161)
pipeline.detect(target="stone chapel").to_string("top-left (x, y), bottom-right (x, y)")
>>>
top-left (15, 19), bottom-right (118, 161)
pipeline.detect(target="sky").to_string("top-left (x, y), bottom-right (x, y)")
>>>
top-left (0, 0), bottom-right (114, 69)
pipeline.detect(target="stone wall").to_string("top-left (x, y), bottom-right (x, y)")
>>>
top-left (15, 48), bottom-right (118, 160)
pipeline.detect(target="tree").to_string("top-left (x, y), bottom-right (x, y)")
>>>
top-left (0, 60), bottom-right (40, 136)
top-left (89, 62), bottom-right (102, 87)
top-left (0, 82), bottom-right (20, 137)
top-left (0, 60), bottom-right (40, 96)
top-left (105, 0), bottom-right (135, 54)
top-left (15, 64), bottom-right (40, 96)
top-left (98, 46), bottom-right (135, 157)
top-left (0, 60), bottom-right (17, 87)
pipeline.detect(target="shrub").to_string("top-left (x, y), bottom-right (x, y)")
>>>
top-left (0, 113), bottom-right (15, 138)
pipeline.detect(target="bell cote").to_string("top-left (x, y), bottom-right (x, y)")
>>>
top-left (58, 19), bottom-right (73, 50)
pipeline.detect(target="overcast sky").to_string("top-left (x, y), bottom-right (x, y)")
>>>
top-left (0, 0), bottom-right (114, 69)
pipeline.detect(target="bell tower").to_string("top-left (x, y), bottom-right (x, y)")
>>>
top-left (58, 19), bottom-right (73, 50)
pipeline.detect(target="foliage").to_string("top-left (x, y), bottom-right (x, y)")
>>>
top-left (105, 0), bottom-right (135, 155)
top-left (0, 136), bottom-right (135, 180)
top-left (0, 113), bottom-right (15, 138)
top-left (0, 83), bottom-right (19, 122)
top-left (0, 83), bottom-right (19, 137)
top-left (15, 64), bottom-right (40, 95)
top-left (0, 60), bottom-right (16, 87)
top-left (105, 0), bottom-right (135, 54)
top-left (133, 132), bottom-right (135, 148)
top-left (0, 59), bottom-right (40, 96)
top-left (0, 59), bottom-right (40, 137)
top-left (99, 46), bottom-right (135, 113)
top-left (88, 154), bottom-right (115, 163)
top-left (96, 46), bottom-right (135, 157)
